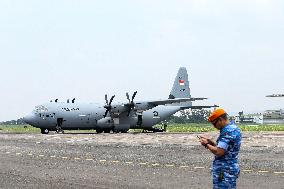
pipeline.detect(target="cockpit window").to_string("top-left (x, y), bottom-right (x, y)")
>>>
top-left (35, 105), bottom-right (48, 112)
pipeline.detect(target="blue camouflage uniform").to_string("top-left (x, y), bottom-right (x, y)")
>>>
top-left (212, 121), bottom-right (242, 189)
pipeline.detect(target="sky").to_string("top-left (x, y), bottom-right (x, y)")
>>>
top-left (1, 0), bottom-right (284, 121)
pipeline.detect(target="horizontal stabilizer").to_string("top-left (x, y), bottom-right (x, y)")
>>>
top-left (180, 105), bottom-right (219, 110)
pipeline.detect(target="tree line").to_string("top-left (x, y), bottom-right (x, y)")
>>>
top-left (0, 118), bottom-right (26, 125)
top-left (168, 109), bottom-right (211, 124)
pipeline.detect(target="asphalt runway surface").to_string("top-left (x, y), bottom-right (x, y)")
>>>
top-left (0, 131), bottom-right (283, 189)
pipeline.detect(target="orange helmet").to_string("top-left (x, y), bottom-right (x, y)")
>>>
top-left (208, 108), bottom-right (226, 122)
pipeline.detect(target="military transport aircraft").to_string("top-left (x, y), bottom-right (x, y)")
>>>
top-left (24, 67), bottom-right (217, 134)
top-left (266, 94), bottom-right (284, 97)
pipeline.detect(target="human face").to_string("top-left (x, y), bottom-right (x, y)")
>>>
top-left (211, 118), bottom-right (220, 128)
top-left (211, 117), bottom-right (229, 130)
top-left (211, 117), bottom-right (225, 130)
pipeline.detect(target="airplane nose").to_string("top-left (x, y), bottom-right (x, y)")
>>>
top-left (23, 113), bottom-right (35, 125)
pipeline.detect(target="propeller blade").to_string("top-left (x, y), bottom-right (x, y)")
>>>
top-left (105, 94), bottom-right (108, 104)
top-left (131, 91), bottom-right (137, 102)
top-left (104, 110), bottom-right (109, 118)
top-left (109, 95), bottom-right (115, 105)
top-left (126, 92), bottom-right (130, 103)
top-left (125, 91), bottom-right (137, 117)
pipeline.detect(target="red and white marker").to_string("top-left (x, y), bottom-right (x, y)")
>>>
top-left (179, 79), bottom-right (185, 86)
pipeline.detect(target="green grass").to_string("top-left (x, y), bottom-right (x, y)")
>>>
top-left (238, 124), bottom-right (284, 132)
top-left (1, 124), bottom-right (284, 133)
top-left (0, 125), bottom-right (40, 133)
top-left (166, 123), bottom-right (284, 132)
top-left (166, 123), bottom-right (214, 132)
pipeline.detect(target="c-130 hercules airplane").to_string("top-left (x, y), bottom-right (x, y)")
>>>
top-left (24, 67), bottom-right (217, 134)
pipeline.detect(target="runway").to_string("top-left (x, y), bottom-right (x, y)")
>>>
top-left (0, 132), bottom-right (283, 189)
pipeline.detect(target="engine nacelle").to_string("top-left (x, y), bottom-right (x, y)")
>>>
top-left (97, 117), bottom-right (113, 129)
top-left (112, 124), bottom-right (130, 132)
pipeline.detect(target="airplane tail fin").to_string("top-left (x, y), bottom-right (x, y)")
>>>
top-left (168, 67), bottom-right (192, 106)
top-left (169, 67), bottom-right (191, 99)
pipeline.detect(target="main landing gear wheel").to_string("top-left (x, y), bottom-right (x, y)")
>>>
top-left (112, 129), bottom-right (129, 133)
top-left (96, 129), bottom-right (103, 134)
top-left (103, 129), bottom-right (111, 133)
top-left (55, 128), bottom-right (64, 134)
top-left (41, 128), bottom-right (49, 134)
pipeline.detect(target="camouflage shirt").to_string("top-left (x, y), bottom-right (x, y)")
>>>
top-left (213, 121), bottom-right (242, 166)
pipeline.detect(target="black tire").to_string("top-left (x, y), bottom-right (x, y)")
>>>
top-left (112, 129), bottom-right (120, 133)
top-left (41, 128), bottom-right (49, 134)
top-left (104, 129), bottom-right (111, 133)
top-left (96, 129), bottom-right (103, 134)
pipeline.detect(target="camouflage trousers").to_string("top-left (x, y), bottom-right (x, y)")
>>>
top-left (212, 164), bottom-right (240, 189)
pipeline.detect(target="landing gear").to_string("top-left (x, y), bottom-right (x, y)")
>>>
top-left (152, 128), bottom-right (165, 132)
top-left (103, 129), bottom-right (111, 133)
top-left (56, 128), bottom-right (64, 134)
top-left (143, 125), bottom-right (167, 133)
top-left (96, 128), bottom-right (112, 133)
top-left (96, 128), bottom-right (129, 134)
top-left (56, 118), bottom-right (64, 134)
top-left (41, 128), bottom-right (49, 134)
top-left (96, 129), bottom-right (103, 134)
top-left (112, 129), bottom-right (129, 133)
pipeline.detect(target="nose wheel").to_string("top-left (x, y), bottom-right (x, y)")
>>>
top-left (40, 128), bottom-right (49, 134)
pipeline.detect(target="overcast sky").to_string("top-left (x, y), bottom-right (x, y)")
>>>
top-left (1, 0), bottom-right (284, 121)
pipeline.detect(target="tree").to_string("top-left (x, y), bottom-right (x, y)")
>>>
top-left (168, 109), bottom-right (211, 123)
top-left (0, 118), bottom-right (26, 125)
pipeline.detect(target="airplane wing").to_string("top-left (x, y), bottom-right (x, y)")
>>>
top-left (180, 105), bottom-right (219, 110)
top-left (112, 98), bottom-right (211, 117)
top-left (148, 98), bottom-right (207, 106)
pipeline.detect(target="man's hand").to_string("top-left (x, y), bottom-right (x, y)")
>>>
top-left (198, 136), bottom-right (216, 147)
top-left (198, 136), bottom-right (225, 156)
top-left (199, 136), bottom-right (209, 146)
top-left (207, 138), bottom-right (216, 146)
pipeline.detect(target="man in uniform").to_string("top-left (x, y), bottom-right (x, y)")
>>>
top-left (199, 108), bottom-right (242, 189)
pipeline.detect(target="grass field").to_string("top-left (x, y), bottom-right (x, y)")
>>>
top-left (166, 123), bottom-right (284, 132)
top-left (0, 125), bottom-right (40, 133)
top-left (1, 124), bottom-right (284, 133)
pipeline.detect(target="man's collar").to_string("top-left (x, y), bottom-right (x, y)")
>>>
top-left (220, 121), bottom-right (231, 132)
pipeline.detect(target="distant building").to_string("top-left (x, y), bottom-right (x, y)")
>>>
top-left (235, 111), bottom-right (263, 124)
top-left (234, 110), bottom-right (284, 125)
top-left (263, 109), bottom-right (284, 124)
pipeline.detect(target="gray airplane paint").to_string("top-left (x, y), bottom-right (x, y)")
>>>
top-left (169, 67), bottom-right (191, 99)
top-left (24, 67), bottom-right (216, 134)
top-left (168, 67), bottom-right (192, 107)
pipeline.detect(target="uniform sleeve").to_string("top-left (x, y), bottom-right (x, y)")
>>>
top-left (217, 132), bottom-right (235, 151)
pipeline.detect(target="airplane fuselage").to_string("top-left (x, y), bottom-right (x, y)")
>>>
top-left (24, 102), bottom-right (180, 133)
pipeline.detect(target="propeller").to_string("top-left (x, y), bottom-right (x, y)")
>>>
top-left (103, 94), bottom-right (115, 117)
top-left (125, 91), bottom-right (137, 116)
